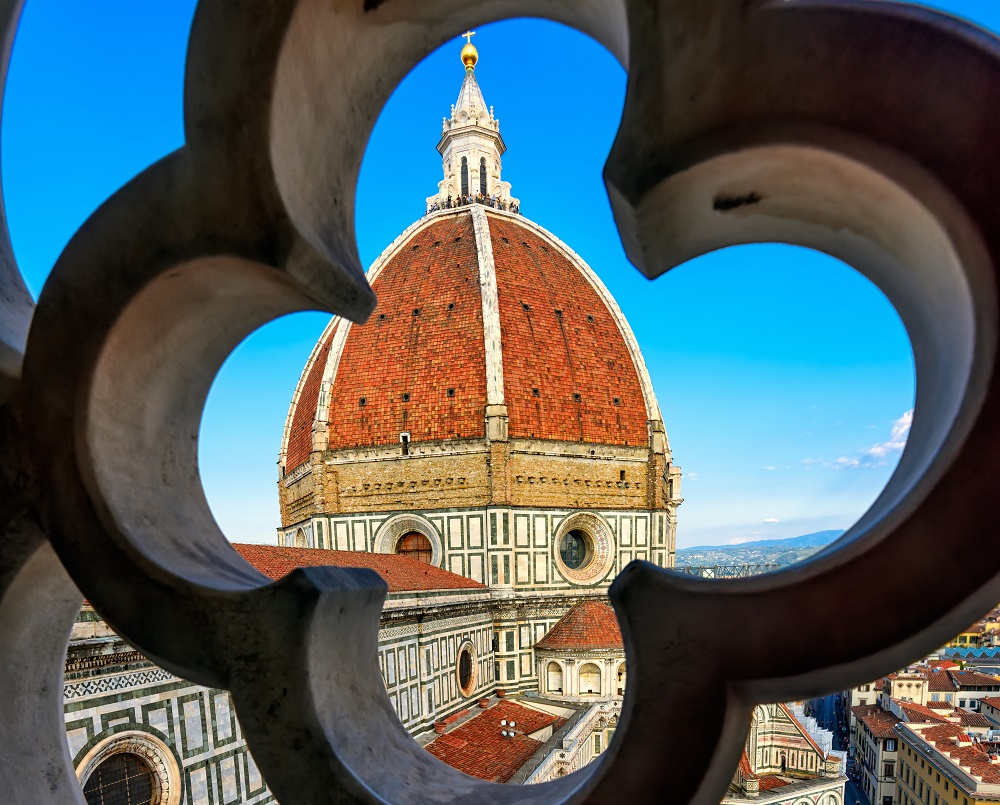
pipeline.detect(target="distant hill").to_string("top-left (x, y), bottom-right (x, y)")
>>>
top-left (675, 530), bottom-right (845, 570)
top-left (683, 530), bottom-right (845, 552)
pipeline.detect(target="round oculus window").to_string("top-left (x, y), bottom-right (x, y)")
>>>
top-left (83, 752), bottom-right (155, 805)
top-left (553, 514), bottom-right (615, 585)
top-left (457, 642), bottom-right (477, 697)
top-left (559, 529), bottom-right (592, 570)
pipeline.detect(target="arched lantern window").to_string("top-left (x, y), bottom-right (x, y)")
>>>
top-left (480, 157), bottom-right (487, 196)
top-left (461, 157), bottom-right (469, 196)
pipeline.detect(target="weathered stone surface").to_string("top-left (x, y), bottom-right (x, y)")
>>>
top-left (3, 1), bottom-right (1000, 804)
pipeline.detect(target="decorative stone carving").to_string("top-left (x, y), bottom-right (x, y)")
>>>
top-left (3, 1), bottom-right (1000, 804)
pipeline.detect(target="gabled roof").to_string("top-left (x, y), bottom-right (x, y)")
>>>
top-left (534, 601), bottom-right (623, 651)
top-left (950, 670), bottom-right (1000, 689)
top-left (896, 700), bottom-right (948, 724)
top-left (855, 706), bottom-right (901, 738)
top-left (958, 711), bottom-right (992, 729)
top-left (922, 668), bottom-right (959, 692)
top-left (232, 544), bottom-right (485, 593)
top-left (425, 700), bottom-right (563, 783)
top-left (978, 696), bottom-right (1000, 710)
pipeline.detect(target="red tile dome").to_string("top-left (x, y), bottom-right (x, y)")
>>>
top-left (534, 600), bottom-right (623, 651)
top-left (280, 206), bottom-right (663, 473)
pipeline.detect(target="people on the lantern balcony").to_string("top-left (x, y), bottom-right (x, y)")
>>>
top-left (426, 192), bottom-right (520, 214)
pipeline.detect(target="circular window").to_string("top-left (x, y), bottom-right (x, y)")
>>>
top-left (457, 641), bottom-right (477, 697)
top-left (83, 752), bottom-right (155, 805)
top-left (553, 513), bottom-right (615, 585)
top-left (396, 532), bottom-right (432, 564)
top-left (559, 529), bottom-right (592, 569)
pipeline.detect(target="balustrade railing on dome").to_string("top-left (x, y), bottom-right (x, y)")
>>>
top-left (426, 194), bottom-right (521, 215)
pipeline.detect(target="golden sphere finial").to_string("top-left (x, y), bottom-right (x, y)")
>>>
top-left (460, 30), bottom-right (478, 70)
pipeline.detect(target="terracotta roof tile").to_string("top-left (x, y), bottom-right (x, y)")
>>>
top-left (959, 711), bottom-right (992, 728)
top-left (921, 668), bottom-right (959, 692)
top-left (896, 700), bottom-right (949, 724)
top-left (232, 544), bottom-right (485, 592)
top-left (758, 776), bottom-right (791, 791)
top-left (534, 601), bottom-right (623, 651)
top-left (929, 660), bottom-right (960, 670)
top-left (425, 700), bottom-right (560, 783)
top-left (489, 215), bottom-right (648, 445)
top-left (979, 696), bottom-right (1000, 709)
top-left (913, 724), bottom-right (1000, 784)
top-left (325, 214), bottom-right (488, 449)
top-left (855, 706), bottom-right (901, 738)
top-left (950, 670), bottom-right (1000, 689)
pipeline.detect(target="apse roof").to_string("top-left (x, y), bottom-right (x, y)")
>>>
top-left (232, 543), bottom-right (485, 593)
top-left (424, 700), bottom-right (564, 783)
top-left (534, 600), bottom-right (623, 652)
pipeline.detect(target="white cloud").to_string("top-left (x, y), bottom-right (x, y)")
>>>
top-left (684, 472), bottom-right (699, 481)
top-left (802, 409), bottom-right (913, 471)
top-left (762, 517), bottom-right (779, 523)
top-left (763, 465), bottom-right (777, 471)
top-left (865, 409), bottom-right (913, 460)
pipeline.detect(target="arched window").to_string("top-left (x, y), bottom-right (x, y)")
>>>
top-left (579, 663), bottom-right (601, 695)
top-left (294, 528), bottom-right (306, 548)
top-left (617, 662), bottom-right (627, 696)
top-left (480, 157), bottom-right (487, 196)
top-left (396, 532), bottom-right (432, 564)
top-left (82, 753), bottom-right (155, 805)
top-left (461, 157), bottom-right (469, 196)
top-left (547, 662), bottom-right (563, 693)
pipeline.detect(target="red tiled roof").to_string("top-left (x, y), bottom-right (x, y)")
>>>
top-left (292, 210), bottom-right (651, 454)
top-left (534, 601), bottom-right (623, 651)
top-left (913, 724), bottom-right (1000, 784)
top-left (950, 670), bottom-right (1000, 688)
top-left (326, 214), bottom-right (488, 448)
top-left (896, 700), bottom-right (948, 724)
top-left (921, 668), bottom-right (958, 692)
top-left (425, 700), bottom-right (561, 783)
top-left (926, 700), bottom-right (956, 710)
top-left (232, 544), bottom-right (485, 592)
top-left (959, 711), bottom-right (992, 728)
top-left (855, 706), bottom-right (901, 738)
top-left (489, 215), bottom-right (648, 445)
top-left (929, 660), bottom-right (960, 670)
top-left (758, 776), bottom-right (791, 791)
top-left (979, 696), bottom-right (1000, 710)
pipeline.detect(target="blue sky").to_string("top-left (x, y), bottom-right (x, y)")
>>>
top-left (4, 1), bottom-right (996, 547)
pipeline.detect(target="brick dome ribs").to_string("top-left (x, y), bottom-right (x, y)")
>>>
top-left (281, 208), bottom-right (659, 475)
top-left (325, 214), bottom-right (487, 449)
top-left (488, 216), bottom-right (648, 445)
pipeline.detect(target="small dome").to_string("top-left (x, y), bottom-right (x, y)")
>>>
top-left (534, 601), bottom-right (623, 651)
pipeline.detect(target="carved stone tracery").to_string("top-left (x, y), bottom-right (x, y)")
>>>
top-left (2, 1), bottom-right (1000, 804)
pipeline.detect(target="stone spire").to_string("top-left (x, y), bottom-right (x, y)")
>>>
top-left (426, 35), bottom-right (518, 211)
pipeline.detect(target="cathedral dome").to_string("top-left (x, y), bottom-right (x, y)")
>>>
top-left (280, 205), bottom-right (664, 471)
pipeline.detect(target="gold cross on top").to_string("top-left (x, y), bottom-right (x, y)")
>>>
top-left (462, 30), bottom-right (476, 44)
